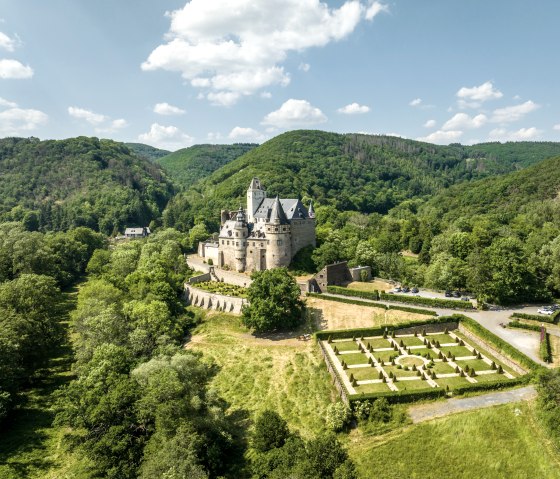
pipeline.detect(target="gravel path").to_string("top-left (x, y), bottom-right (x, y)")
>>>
top-left (408, 385), bottom-right (537, 423)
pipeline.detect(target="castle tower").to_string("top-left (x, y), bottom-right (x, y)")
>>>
top-left (308, 201), bottom-right (315, 219)
top-left (233, 206), bottom-right (248, 272)
top-left (247, 177), bottom-right (266, 223)
top-left (265, 196), bottom-right (292, 268)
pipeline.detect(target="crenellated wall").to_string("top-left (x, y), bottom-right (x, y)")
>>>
top-left (184, 283), bottom-right (247, 315)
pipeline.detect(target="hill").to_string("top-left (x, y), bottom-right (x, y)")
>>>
top-left (166, 130), bottom-right (560, 230)
top-left (125, 142), bottom-right (170, 161)
top-left (156, 143), bottom-right (258, 189)
top-left (0, 137), bottom-right (174, 234)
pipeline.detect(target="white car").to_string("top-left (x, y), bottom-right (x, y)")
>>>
top-left (538, 308), bottom-right (555, 315)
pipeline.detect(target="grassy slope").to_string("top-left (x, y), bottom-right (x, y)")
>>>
top-left (186, 312), bottom-right (333, 436)
top-left (0, 289), bottom-right (91, 479)
top-left (156, 143), bottom-right (257, 189)
top-left (349, 401), bottom-right (560, 479)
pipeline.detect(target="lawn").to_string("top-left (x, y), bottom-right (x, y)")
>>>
top-left (430, 361), bottom-right (458, 375)
top-left (455, 359), bottom-right (494, 372)
top-left (186, 311), bottom-right (333, 436)
top-left (438, 345), bottom-right (474, 358)
top-left (354, 382), bottom-right (392, 394)
top-left (341, 352), bottom-right (369, 366)
top-left (348, 402), bottom-right (560, 479)
top-left (399, 336), bottom-right (425, 347)
top-left (365, 337), bottom-right (394, 349)
top-left (333, 340), bottom-right (361, 352)
top-left (352, 366), bottom-right (381, 381)
top-left (425, 333), bottom-right (455, 344)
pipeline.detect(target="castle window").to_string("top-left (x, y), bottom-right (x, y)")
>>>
top-left (221, 240), bottom-right (224, 245)
top-left (236, 242), bottom-right (239, 246)
top-left (274, 227), bottom-right (278, 231)
top-left (249, 250), bottom-right (253, 254)
top-left (277, 240), bottom-right (282, 246)
top-left (236, 232), bottom-right (238, 237)
top-left (227, 241), bottom-right (230, 245)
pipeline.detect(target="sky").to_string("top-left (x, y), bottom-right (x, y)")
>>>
top-left (1, 0), bottom-right (559, 151)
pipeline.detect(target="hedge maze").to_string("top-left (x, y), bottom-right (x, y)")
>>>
top-left (322, 328), bottom-right (519, 398)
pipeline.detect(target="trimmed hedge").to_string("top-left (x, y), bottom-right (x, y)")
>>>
top-left (459, 316), bottom-right (542, 372)
top-left (327, 285), bottom-right (380, 300)
top-left (349, 388), bottom-right (445, 405)
top-left (315, 316), bottom-right (459, 341)
top-left (510, 312), bottom-right (555, 324)
top-left (380, 292), bottom-right (475, 310)
top-left (451, 376), bottom-right (529, 396)
top-left (308, 292), bottom-right (437, 316)
top-left (540, 333), bottom-right (552, 363)
top-left (508, 320), bottom-right (542, 332)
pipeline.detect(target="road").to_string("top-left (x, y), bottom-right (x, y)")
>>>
top-left (408, 386), bottom-right (537, 423)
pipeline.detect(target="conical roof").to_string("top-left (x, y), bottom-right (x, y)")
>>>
top-left (308, 201), bottom-right (315, 218)
top-left (269, 195), bottom-right (288, 224)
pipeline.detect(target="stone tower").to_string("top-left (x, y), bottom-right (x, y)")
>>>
top-left (233, 206), bottom-right (248, 272)
top-left (265, 196), bottom-right (292, 268)
top-left (247, 177), bottom-right (266, 223)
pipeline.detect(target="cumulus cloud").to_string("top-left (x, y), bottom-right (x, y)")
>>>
top-left (0, 32), bottom-right (17, 51)
top-left (337, 102), bottom-right (370, 114)
top-left (138, 123), bottom-right (194, 150)
top-left (409, 98), bottom-right (422, 107)
top-left (456, 81), bottom-right (502, 108)
top-left (423, 119), bottom-right (436, 128)
top-left (142, 0), bottom-right (387, 104)
top-left (417, 130), bottom-right (463, 144)
top-left (0, 59), bottom-right (33, 79)
top-left (442, 113), bottom-right (487, 131)
top-left (488, 127), bottom-right (541, 142)
top-left (262, 99), bottom-right (327, 128)
top-left (154, 102), bottom-right (186, 115)
top-left (228, 126), bottom-right (265, 142)
top-left (0, 102), bottom-right (48, 136)
top-left (68, 106), bottom-right (107, 125)
top-left (490, 100), bottom-right (540, 123)
top-left (554, 124), bottom-right (560, 131)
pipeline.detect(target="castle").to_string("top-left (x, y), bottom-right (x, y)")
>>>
top-left (198, 178), bottom-right (316, 272)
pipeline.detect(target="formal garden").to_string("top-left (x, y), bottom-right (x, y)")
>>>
top-left (318, 317), bottom-right (534, 402)
top-left (192, 280), bottom-right (248, 298)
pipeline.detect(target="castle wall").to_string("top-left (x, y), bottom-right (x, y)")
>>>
top-left (290, 218), bottom-right (316, 257)
top-left (199, 242), bottom-right (220, 264)
top-left (184, 283), bottom-right (246, 315)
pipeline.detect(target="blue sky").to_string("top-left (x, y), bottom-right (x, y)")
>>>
top-left (1, 0), bottom-right (559, 150)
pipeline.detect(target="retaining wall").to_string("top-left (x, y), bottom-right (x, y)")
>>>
top-left (184, 283), bottom-right (246, 315)
top-left (317, 340), bottom-right (349, 405)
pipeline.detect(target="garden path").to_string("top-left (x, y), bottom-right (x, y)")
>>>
top-left (408, 385), bottom-right (537, 423)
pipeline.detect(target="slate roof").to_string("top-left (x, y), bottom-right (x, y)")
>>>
top-left (253, 198), bottom-right (310, 221)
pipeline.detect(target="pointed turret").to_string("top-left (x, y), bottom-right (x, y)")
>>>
top-left (269, 196), bottom-right (288, 225)
top-left (308, 201), bottom-right (315, 219)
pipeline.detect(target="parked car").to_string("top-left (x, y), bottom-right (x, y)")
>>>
top-left (402, 286), bottom-right (410, 293)
top-left (461, 297), bottom-right (470, 301)
top-left (392, 286), bottom-right (401, 293)
top-left (453, 291), bottom-right (461, 298)
top-left (411, 287), bottom-right (419, 294)
top-left (445, 290), bottom-right (452, 297)
top-left (538, 307), bottom-right (555, 315)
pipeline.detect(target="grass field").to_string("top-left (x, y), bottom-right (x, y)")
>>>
top-left (347, 280), bottom-right (393, 293)
top-left (348, 402), bottom-right (560, 479)
top-left (186, 311), bottom-right (333, 436)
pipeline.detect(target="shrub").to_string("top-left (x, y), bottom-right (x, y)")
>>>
top-left (497, 365), bottom-right (503, 374)
top-left (511, 312), bottom-right (556, 324)
top-left (369, 398), bottom-right (392, 423)
top-left (326, 402), bottom-right (352, 432)
top-left (378, 371), bottom-right (384, 380)
top-left (253, 410), bottom-right (290, 452)
top-left (508, 320), bottom-right (541, 332)
top-left (353, 400), bottom-right (372, 421)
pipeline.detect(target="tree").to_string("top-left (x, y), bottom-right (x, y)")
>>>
top-left (326, 402), bottom-right (351, 432)
top-left (242, 268), bottom-right (304, 332)
top-left (252, 410), bottom-right (290, 452)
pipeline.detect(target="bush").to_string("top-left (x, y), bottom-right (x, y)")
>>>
top-left (540, 333), bottom-right (552, 363)
top-left (510, 312), bottom-right (556, 324)
top-left (508, 320), bottom-right (541, 332)
top-left (253, 410), bottom-right (290, 452)
top-left (326, 402), bottom-right (351, 432)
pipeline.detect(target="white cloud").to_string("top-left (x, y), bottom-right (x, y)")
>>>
top-left (488, 127), bottom-right (541, 142)
top-left (0, 106), bottom-right (48, 136)
top-left (554, 124), bottom-right (560, 131)
top-left (0, 97), bottom-right (17, 108)
top-left (456, 81), bottom-right (502, 109)
top-left (260, 91), bottom-right (272, 99)
top-left (0, 59), bottom-right (33, 79)
top-left (337, 102), bottom-right (370, 115)
top-left (298, 63), bottom-right (310, 72)
top-left (68, 106), bottom-right (107, 125)
top-left (153, 102), bottom-right (186, 115)
top-left (138, 123), bottom-right (194, 150)
top-left (228, 126), bottom-right (265, 142)
top-left (409, 98), bottom-right (422, 107)
top-left (207, 132), bottom-right (223, 141)
top-left (142, 0), bottom-right (387, 104)
top-left (442, 113), bottom-right (487, 131)
top-left (365, 1), bottom-right (390, 20)
top-left (0, 32), bottom-right (17, 51)
top-left (111, 119), bottom-right (128, 129)
top-left (262, 99), bottom-right (327, 128)
top-left (423, 119), bottom-right (436, 128)
top-left (207, 91), bottom-right (241, 107)
top-left (417, 130), bottom-right (463, 144)
top-left (490, 100), bottom-right (540, 123)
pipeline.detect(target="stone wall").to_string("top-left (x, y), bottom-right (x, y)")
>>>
top-left (350, 265), bottom-right (372, 282)
top-left (317, 340), bottom-right (349, 405)
top-left (184, 283), bottom-right (247, 315)
top-left (210, 267), bottom-right (253, 287)
top-left (188, 272), bottom-right (212, 284)
top-left (458, 324), bottom-right (528, 375)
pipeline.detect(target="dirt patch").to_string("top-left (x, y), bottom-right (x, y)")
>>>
top-left (307, 297), bottom-right (432, 331)
top-left (347, 280), bottom-right (394, 293)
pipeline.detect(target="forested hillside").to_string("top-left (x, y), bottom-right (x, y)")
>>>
top-left (156, 143), bottom-right (257, 189)
top-left (163, 130), bottom-right (560, 232)
top-left (125, 142), bottom-right (170, 161)
top-left (0, 137), bottom-right (174, 234)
